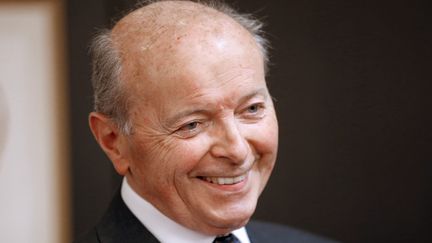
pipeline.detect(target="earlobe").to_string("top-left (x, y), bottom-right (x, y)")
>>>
top-left (88, 112), bottom-right (130, 175)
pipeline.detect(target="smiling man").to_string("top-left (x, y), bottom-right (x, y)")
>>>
top-left (78, 1), bottom-right (335, 242)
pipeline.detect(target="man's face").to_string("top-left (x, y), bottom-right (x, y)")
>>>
top-left (118, 18), bottom-right (278, 235)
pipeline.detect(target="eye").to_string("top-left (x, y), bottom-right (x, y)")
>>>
top-left (247, 104), bottom-right (260, 113)
top-left (174, 121), bottom-right (206, 138)
top-left (241, 103), bottom-right (265, 120)
top-left (182, 121), bottom-right (199, 131)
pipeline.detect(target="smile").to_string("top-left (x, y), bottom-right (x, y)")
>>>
top-left (200, 174), bottom-right (246, 185)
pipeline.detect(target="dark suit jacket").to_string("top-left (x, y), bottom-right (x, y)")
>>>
top-left (75, 191), bottom-right (338, 243)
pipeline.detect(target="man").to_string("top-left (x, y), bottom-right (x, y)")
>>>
top-left (78, 0), bottom-right (336, 242)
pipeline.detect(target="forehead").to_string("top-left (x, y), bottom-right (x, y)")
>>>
top-left (111, 1), bottom-right (264, 107)
top-left (112, 1), bottom-right (239, 53)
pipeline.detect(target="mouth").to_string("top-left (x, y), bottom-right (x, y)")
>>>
top-left (198, 174), bottom-right (247, 185)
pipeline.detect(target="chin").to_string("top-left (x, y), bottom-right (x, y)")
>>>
top-left (205, 204), bottom-right (255, 234)
top-left (206, 217), bottom-right (251, 236)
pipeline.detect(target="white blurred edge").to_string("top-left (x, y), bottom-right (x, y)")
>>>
top-left (0, 1), bottom-right (69, 243)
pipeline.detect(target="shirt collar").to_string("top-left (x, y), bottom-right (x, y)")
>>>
top-left (121, 177), bottom-right (250, 243)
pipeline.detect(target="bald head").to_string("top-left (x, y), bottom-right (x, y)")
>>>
top-left (90, 0), bottom-right (269, 133)
top-left (112, 1), bottom-right (224, 45)
top-left (112, 1), bottom-right (249, 51)
top-left (113, 1), bottom-right (261, 93)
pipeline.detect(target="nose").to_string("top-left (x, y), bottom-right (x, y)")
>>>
top-left (209, 118), bottom-right (249, 164)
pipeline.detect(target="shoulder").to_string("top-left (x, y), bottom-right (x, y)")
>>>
top-left (246, 220), bottom-right (339, 243)
top-left (73, 228), bottom-right (100, 243)
top-left (73, 189), bottom-right (159, 243)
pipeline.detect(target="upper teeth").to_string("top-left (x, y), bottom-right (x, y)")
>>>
top-left (203, 174), bottom-right (246, 185)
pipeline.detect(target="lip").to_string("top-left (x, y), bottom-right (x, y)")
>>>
top-left (202, 174), bottom-right (246, 185)
top-left (197, 171), bottom-right (250, 192)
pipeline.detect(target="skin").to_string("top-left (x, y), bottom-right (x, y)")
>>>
top-left (89, 1), bottom-right (278, 236)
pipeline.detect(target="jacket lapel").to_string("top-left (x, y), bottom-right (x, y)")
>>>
top-left (95, 190), bottom-right (160, 243)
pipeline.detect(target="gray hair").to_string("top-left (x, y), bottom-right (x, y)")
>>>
top-left (89, 0), bottom-right (270, 135)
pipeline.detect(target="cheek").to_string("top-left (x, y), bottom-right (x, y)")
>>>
top-left (171, 138), bottom-right (212, 171)
top-left (127, 137), bottom-right (177, 187)
top-left (137, 135), bottom-right (212, 177)
top-left (252, 115), bottom-right (279, 154)
top-left (248, 115), bottom-right (279, 180)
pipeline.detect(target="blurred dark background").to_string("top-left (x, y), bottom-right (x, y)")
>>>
top-left (67, 0), bottom-right (432, 242)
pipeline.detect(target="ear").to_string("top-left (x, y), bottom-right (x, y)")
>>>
top-left (88, 112), bottom-right (129, 175)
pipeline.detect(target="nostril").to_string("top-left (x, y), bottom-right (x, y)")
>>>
top-left (210, 140), bottom-right (248, 164)
top-left (209, 119), bottom-right (249, 162)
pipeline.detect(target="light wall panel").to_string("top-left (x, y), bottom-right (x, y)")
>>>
top-left (0, 1), bottom-right (69, 243)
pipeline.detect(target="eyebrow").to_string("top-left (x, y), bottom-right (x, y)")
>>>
top-left (165, 87), bottom-right (269, 126)
top-left (238, 87), bottom-right (268, 105)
